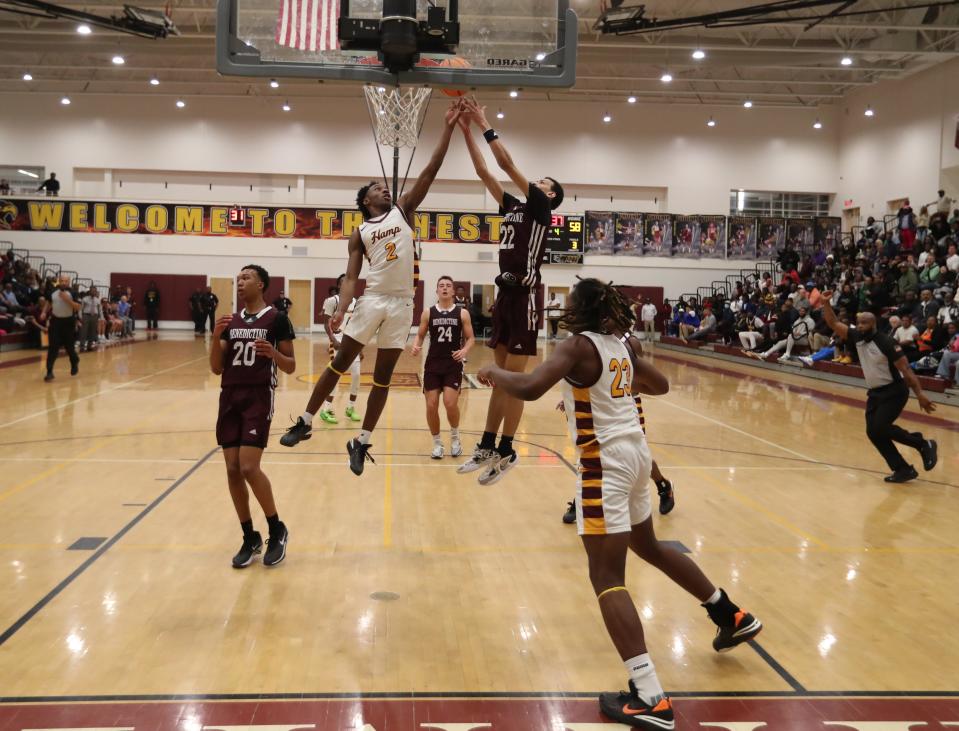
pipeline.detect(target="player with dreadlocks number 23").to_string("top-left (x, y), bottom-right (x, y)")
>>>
top-left (477, 278), bottom-right (763, 730)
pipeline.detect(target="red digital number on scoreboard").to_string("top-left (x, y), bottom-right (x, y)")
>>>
top-left (551, 214), bottom-right (565, 227)
top-left (229, 206), bottom-right (246, 226)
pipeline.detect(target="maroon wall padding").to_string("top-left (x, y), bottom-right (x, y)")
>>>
top-left (314, 278), bottom-right (366, 324)
top-left (111, 273), bottom-right (207, 322)
top-left (618, 286), bottom-right (665, 328)
top-left (266, 276), bottom-right (286, 300)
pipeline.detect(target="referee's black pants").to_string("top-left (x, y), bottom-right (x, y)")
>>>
top-left (865, 381), bottom-right (924, 471)
top-left (47, 315), bottom-right (79, 375)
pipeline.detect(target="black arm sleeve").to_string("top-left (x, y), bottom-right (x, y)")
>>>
top-left (845, 326), bottom-right (860, 345)
top-left (526, 182), bottom-right (552, 226)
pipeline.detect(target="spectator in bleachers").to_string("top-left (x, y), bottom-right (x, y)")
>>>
top-left (916, 316), bottom-right (948, 362)
top-left (80, 286), bottom-right (102, 351)
top-left (936, 323), bottom-right (959, 384)
top-left (684, 305), bottom-right (716, 343)
top-left (936, 190), bottom-right (954, 216)
top-left (37, 172), bottom-right (60, 196)
top-left (946, 242), bottom-right (959, 273)
top-left (678, 307), bottom-right (701, 340)
top-left (117, 295), bottom-right (133, 338)
top-left (737, 310), bottom-right (766, 352)
top-left (892, 315), bottom-right (920, 361)
top-left (938, 292), bottom-right (958, 325)
top-left (1, 282), bottom-right (25, 314)
top-left (24, 295), bottom-right (49, 347)
top-left (124, 287), bottom-right (137, 332)
top-left (916, 289), bottom-right (940, 321)
top-left (746, 305), bottom-right (815, 363)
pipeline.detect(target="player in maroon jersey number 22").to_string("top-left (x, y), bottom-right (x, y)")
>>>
top-left (456, 96), bottom-right (564, 485)
top-left (210, 265), bottom-right (296, 568)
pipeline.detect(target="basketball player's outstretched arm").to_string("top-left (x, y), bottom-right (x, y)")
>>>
top-left (331, 231), bottom-right (365, 331)
top-left (476, 337), bottom-right (585, 400)
top-left (462, 98), bottom-right (529, 194)
top-left (398, 102), bottom-right (462, 219)
top-left (458, 118), bottom-right (505, 206)
top-left (624, 335), bottom-right (669, 396)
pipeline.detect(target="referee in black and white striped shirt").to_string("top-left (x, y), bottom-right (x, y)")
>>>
top-left (821, 293), bottom-right (938, 483)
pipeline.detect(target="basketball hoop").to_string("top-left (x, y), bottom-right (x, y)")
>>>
top-left (363, 84), bottom-right (433, 149)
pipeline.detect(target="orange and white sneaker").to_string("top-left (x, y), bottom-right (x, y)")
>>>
top-left (599, 681), bottom-right (675, 729)
top-left (712, 609), bottom-right (763, 652)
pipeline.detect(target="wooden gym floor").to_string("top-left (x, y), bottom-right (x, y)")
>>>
top-left (0, 332), bottom-right (957, 729)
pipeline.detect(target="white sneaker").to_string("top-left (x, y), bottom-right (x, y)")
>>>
top-left (450, 436), bottom-right (463, 458)
top-left (457, 446), bottom-right (498, 474)
top-left (431, 442), bottom-right (444, 460)
top-left (777, 354), bottom-right (791, 363)
top-left (798, 356), bottom-right (814, 368)
top-left (477, 452), bottom-right (519, 486)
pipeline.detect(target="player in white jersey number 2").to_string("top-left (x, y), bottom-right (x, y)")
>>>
top-left (280, 101), bottom-right (463, 476)
top-left (477, 279), bottom-right (763, 731)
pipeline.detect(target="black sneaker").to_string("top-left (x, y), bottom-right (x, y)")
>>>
top-left (884, 465), bottom-right (919, 483)
top-left (656, 480), bottom-right (675, 515)
top-left (598, 680), bottom-right (674, 729)
top-left (232, 531), bottom-right (263, 568)
top-left (263, 523), bottom-right (288, 566)
top-left (279, 417), bottom-right (313, 447)
top-left (711, 610), bottom-right (763, 653)
top-left (70, 363), bottom-right (79, 376)
top-left (562, 500), bottom-right (576, 524)
top-left (44, 372), bottom-right (54, 382)
top-left (919, 439), bottom-right (938, 472)
top-left (347, 438), bottom-right (375, 476)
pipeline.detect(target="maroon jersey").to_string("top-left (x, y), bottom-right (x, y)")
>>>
top-left (425, 305), bottom-right (463, 365)
top-left (220, 306), bottom-right (295, 388)
top-left (499, 182), bottom-right (552, 288)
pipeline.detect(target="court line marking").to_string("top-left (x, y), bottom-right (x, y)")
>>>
top-left (384, 400), bottom-right (393, 548)
top-left (0, 354), bottom-right (208, 431)
top-left (747, 639), bottom-right (806, 693)
top-left (0, 447), bottom-right (219, 648)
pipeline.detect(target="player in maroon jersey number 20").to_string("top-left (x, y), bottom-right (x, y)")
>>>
top-left (456, 96), bottom-right (564, 485)
top-left (210, 265), bottom-right (296, 568)
top-left (411, 276), bottom-right (476, 459)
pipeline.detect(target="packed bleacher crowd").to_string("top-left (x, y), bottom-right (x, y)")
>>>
top-left (662, 194), bottom-right (959, 386)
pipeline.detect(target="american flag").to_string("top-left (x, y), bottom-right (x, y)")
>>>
top-left (275, 0), bottom-right (338, 52)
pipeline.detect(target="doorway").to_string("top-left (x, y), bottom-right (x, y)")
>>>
top-left (287, 279), bottom-right (312, 333)
top-left (209, 277), bottom-right (235, 316)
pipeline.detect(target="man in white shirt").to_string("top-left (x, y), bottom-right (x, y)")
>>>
top-left (946, 243), bottom-right (959, 273)
top-left (936, 189), bottom-right (954, 216)
top-left (892, 315), bottom-right (920, 360)
top-left (937, 293), bottom-right (958, 325)
top-left (640, 299), bottom-right (658, 341)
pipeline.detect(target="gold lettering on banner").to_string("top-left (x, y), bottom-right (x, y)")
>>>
top-left (69, 203), bottom-right (88, 230)
top-left (458, 213), bottom-right (480, 242)
top-left (175, 206), bottom-right (203, 233)
top-left (116, 203), bottom-right (139, 232)
top-left (145, 205), bottom-right (168, 234)
top-left (27, 201), bottom-right (64, 230)
top-left (210, 207), bottom-right (228, 235)
top-left (274, 209), bottom-right (295, 237)
top-left (414, 213), bottom-right (430, 240)
top-left (314, 210), bottom-right (336, 237)
top-left (485, 214), bottom-right (504, 242)
top-left (93, 203), bottom-right (111, 231)
top-left (342, 211), bottom-right (364, 236)
top-left (435, 213), bottom-right (453, 240)
top-left (248, 209), bottom-right (269, 236)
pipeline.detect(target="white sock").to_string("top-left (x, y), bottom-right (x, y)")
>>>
top-left (705, 588), bottom-right (722, 605)
top-left (358, 429), bottom-right (372, 445)
top-left (450, 427), bottom-right (460, 439)
top-left (301, 412), bottom-right (313, 425)
top-left (624, 653), bottom-right (664, 705)
top-left (432, 434), bottom-right (442, 445)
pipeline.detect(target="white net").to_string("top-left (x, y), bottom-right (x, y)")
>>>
top-left (363, 85), bottom-right (433, 149)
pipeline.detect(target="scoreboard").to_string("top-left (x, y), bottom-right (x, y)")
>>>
top-left (543, 214), bottom-right (585, 265)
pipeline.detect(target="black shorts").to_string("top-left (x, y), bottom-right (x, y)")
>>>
top-left (423, 361), bottom-right (464, 392)
top-left (216, 385), bottom-right (274, 449)
top-left (488, 287), bottom-right (538, 356)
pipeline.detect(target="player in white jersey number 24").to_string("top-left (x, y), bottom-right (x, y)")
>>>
top-left (280, 101), bottom-right (464, 477)
top-left (477, 278), bottom-right (763, 731)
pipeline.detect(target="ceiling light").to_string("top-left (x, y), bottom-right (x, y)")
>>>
top-left (627, 95), bottom-right (636, 104)
top-left (176, 98), bottom-right (185, 108)
top-left (377, 86), bottom-right (385, 92)
top-left (496, 109), bottom-right (504, 119)
top-left (706, 116), bottom-right (716, 127)
top-left (603, 112), bottom-right (612, 123)
top-left (269, 79), bottom-right (279, 88)
top-left (743, 100), bottom-right (753, 108)
top-left (112, 55), bottom-right (125, 65)
top-left (282, 101), bottom-right (291, 112)
top-left (534, 52), bottom-right (546, 62)
top-left (840, 56), bottom-right (853, 66)
top-left (149, 77), bottom-right (160, 86)
top-left (660, 73), bottom-right (673, 83)
top-left (76, 24), bottom-right (92, 34)
top-left (17, 169), bottom-right (40, 178)
top-left (509, 89), bottom-right (519, 98)
top-left (864, 105), bottom-right (874, 117)
top-left (60, 96), bottom-right (71, 105)
top-left (813, 119), bottom-right (822, 129)
top-left (22, 73), bottom-right (32, 81)
top-left (692, 49), bottom-right (705, 60)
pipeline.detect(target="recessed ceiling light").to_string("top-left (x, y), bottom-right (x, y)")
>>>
top-left (627, 95), bottom-right (636, 104)
top-left (60, 96), bottom-right (71, 105)
top-left (840, 56), bottom-right (853, 66)
top-left (496, 109), bottom-right (504, 119)
top-left (509, 89), bottom-right (519, 98)
top-left (660, 73), bottom-right (673, 83)
top-left (692, 49), bottom-right (706, 60)
top-left (864, 105), bottom-right (874, 117)
top-left (535, 52), bottom-right (546, 61)
top-left (112, 55), bottom-right (125, 65)
top-left (149, 77), bottom-right (160, 86)
top-left (269, 79), bottom-right (279, 88)
top-left (22, 73), bottom-right (32, 81)
top-left (707, 116), bottom-right (716, 127)
top-left (176, 98), bottom-right (185, 108)
top-left (813, 119), bottom-right (823, 129)
top-left (282, 101), bottom-right (291, 111)
top-left (603, 112), bottom-right (612, 123)
top-left (743, 100), bottom-right (753, 108)
top-left (76, 24), bottom-right (91, 34)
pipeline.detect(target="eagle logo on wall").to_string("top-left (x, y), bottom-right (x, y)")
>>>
top-left (0, 201), bottom-right (19, 230)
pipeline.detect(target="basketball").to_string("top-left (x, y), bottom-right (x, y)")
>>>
top-left (417, 55), bottom-right (472, 97)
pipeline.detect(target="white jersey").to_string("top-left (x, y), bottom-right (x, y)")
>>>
top-left (562, 331), bottom-right (644, 452)
top-left (322, 294), bottom-right (355, 331)
top-left (360, 206), bottom-right (416, 298)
